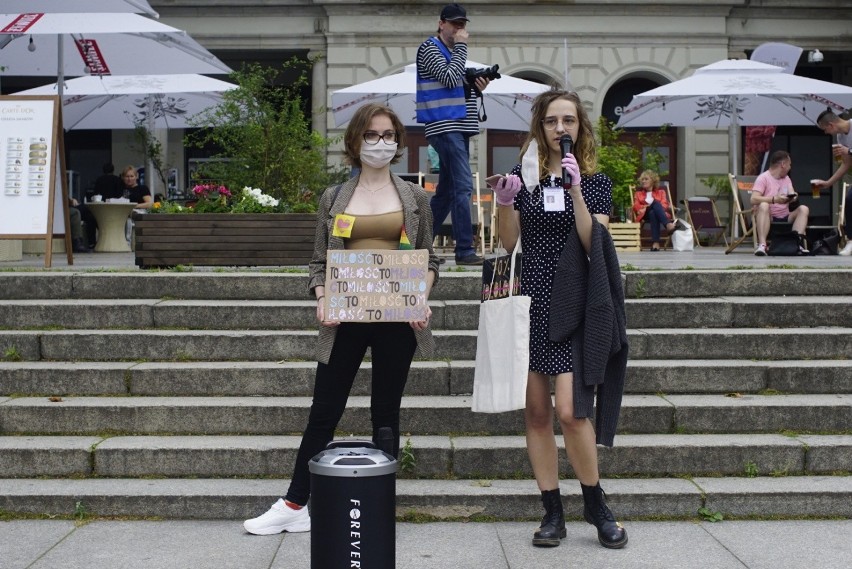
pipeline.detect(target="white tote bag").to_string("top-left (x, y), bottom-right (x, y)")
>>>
top-left (471, 243), bottom-right (531, 413)
top-left (671, 220), bottom-right (694, 252)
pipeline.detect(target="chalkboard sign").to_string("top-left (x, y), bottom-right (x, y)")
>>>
top-left (324, 249), bottom-right (430, 322)
top-left (0, 95), bottom-right (72, 267)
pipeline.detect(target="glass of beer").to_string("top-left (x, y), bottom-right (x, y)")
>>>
top-left (833, 143), bottom-right (844, 164)
top-left (810, 179), bottom-right (821, 199)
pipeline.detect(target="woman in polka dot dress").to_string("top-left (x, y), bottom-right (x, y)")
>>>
top-left (493, 90), bottom-right (627, 550)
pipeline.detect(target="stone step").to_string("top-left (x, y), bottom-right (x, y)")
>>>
top-left (0, 299), bottom-right (480, 332)
top-left (0, 272), bottom-right (480, 301)
top-left (0, 394), bottom-right (848, 436)
top-left (3, 269), bottom-right (852, 301)
top-left (2, 360), bottom-right (851, 397)
top-left (0, 476), bottom-right (849, 520)
top-left (3, 327), bottom-right (851, 362)
top-left (622, 270), bottom-right (852, 298)
top-left (3, 296), bottom-right (852, 330)
top-left (2, 434), bottom-right (847, 479)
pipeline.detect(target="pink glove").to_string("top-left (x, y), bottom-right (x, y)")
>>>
top-left (493, 174), bottom-right (521, 206)
top-left (561, 153), bottom-right (581, 187)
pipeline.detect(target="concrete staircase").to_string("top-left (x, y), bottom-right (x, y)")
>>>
top-left (1, 269), bottom-right (850, 521)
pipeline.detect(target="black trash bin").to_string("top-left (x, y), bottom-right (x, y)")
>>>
top-left (309, 439), bottom-right (398, 569)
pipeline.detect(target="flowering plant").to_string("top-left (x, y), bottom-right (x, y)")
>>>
top-left (151, 185), bottom-right (288, 214)
top-left (191, 183), bottom-right (232, 213)
top-left (230, 186), bottom-right (282, 213)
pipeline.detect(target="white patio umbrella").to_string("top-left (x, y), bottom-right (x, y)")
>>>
top-left (3, 1), bottom-right (159, 18)
top-left (616, 59), bottom-right (852, 174)
top-left (331, 62), bottom-right (549, 131)
top-left (0, 13), bottom-right (231, 79)
top-left (17, 74), bottom-right (237, 130)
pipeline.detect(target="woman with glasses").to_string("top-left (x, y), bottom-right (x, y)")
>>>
top-left (244, 103), bottom-right (440, 536)
top-left (492, 90), bottom-right (628, 550)
top-left (631, 169), bottom-right (683, 251)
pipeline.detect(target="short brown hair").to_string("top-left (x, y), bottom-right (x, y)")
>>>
top-left (342, 103), bottom-right (406, 168)
top-left (817, 110), bottom-right (840, 128)
top-left (769, 150), bottom-right (790, 166)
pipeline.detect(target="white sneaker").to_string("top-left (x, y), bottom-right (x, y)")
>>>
top-left (244, 498), bottom-right (311, 535)
top-left (754, 243), bottom-right (767, 256)
top-left (840, 242), bottom-right (852, 256)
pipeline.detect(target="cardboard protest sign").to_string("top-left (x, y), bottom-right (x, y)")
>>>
top-left (324, 249), bottom-right (429, 322)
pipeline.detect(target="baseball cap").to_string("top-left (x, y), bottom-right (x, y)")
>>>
top-left (440, 3), bottom-right (469, 22)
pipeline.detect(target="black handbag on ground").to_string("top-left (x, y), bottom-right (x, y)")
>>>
top-left (767, 230), bottom-right (802, 256)
top-left (811, 229), bottom-right (841, 255)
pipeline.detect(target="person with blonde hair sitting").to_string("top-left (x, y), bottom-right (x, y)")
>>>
top-left (631, 169), bottom-right (684, 251)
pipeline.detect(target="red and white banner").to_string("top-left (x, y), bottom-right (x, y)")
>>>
top-left (0, 13), bottom-right (44, 34)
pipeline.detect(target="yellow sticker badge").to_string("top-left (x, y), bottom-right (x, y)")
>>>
top-left (332, 214), bottom-right (356, 238)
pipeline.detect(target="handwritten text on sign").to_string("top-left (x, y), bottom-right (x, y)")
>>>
top-left (325, 249), bottom-right (429, 322)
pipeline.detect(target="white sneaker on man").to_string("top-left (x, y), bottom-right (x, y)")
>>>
top-left (244, 498), bottom-right (311, 535)
top-left (754, 243), bottom-right (767, 256)
top-left (840, 241), bottom-right (852, 256)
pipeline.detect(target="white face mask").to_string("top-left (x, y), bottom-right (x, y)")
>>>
top-left (360, 140), bottom-right (398, 169)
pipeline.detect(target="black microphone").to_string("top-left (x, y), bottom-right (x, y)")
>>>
top-left (559, 134), bottom-right (574, 188)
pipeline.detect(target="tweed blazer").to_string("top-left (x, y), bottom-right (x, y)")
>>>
top-left (308, 174), bottom-right (440, 364)
top-left (549, 218), bottom-right (628, 447)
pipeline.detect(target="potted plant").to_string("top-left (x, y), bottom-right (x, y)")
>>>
top-left (133, 59), bottom-right (347, 268)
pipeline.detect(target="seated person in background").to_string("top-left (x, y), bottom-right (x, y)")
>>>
top-left (631, 169), bottom-right (684, 251)
top-left (67, 198), bottom-right (89, 253)
top-left (750, 150), bottom-right (809, 256)
top-left (117, 165), bottom-right (153, 209)
top-left (93, 163), bottom-right (122, 199)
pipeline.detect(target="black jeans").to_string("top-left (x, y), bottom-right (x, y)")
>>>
top-left (845, 185), bottom-right (852, 239)
top-left (285, 322), bottom-right (417, 506)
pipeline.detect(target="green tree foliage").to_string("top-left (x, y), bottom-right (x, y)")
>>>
top-left (185, 58), bottom-right (345, 212)
top-left (596, 118), bottom-right (671, 218)
top-left (596, 117), bottom-right (640, 216)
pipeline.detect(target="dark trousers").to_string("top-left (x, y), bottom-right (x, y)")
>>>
top-left (643, 200), bottom-right (670, 242)
top-left (428, 131), bottom-right (475, 259)
top-left (845, 185), bottom-right (852, 239)
top-left (284, 322), bottom-right (417, 506)
top-left (75, 204), bottom-right (98, 247)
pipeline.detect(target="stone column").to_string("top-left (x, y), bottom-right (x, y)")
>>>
top-left (310, 51), bottom-right (328, 139)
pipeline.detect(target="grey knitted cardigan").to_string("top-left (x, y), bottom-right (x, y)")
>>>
top-left (549, 218), bottom-right (627, 447)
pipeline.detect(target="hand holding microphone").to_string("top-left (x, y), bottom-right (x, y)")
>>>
top-left (560, 134), bottom-right (579, 188)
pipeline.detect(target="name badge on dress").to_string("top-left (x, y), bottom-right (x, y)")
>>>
top-left (543, 187), bottom-right (565, 212)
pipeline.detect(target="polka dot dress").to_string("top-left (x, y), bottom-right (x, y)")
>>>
top-left (510, 164), bottom-right (613, 375)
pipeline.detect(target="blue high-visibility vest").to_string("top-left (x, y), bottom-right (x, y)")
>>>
top-left (416, 37), bottom-right (466, 123)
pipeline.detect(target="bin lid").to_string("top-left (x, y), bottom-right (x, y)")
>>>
top-left (308, 446), bottom-right (398, 477)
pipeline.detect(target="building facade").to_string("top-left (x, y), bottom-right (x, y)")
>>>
top-left (17, 1), bottom-right (851, 219)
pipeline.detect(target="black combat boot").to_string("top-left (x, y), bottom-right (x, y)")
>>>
top-left (581, 482), bottom-right (628, 549)
top-left (532, 488), bottom-right (566, 547)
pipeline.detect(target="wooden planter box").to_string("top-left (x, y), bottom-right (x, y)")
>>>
top-left (133, 213), bottom-right (316, 268)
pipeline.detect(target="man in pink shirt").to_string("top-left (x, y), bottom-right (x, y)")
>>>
top-left (750, 150), bottom-right (810, 256)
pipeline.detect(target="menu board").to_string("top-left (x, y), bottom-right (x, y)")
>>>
top-left (0, 96), bottom-right (71, 267)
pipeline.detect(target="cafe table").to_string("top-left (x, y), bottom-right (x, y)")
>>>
top-left (87, 201), bottom-right (138, 252)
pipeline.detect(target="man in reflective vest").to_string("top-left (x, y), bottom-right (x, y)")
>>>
top-left (416, 3), bottom-right (491, 265)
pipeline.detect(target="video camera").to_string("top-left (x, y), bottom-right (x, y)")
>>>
top-left (464, 64), bottom-right (500, 96)
top-left (465, 64), bottom-right (501, 83)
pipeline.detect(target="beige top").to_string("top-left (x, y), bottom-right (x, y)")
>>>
top-left (345, 210), bottom-right (404, 250)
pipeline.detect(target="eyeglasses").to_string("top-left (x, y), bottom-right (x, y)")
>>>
top-left (363, 131), bottom-right (397, 145)
top-left (541, 116), bottom-right (576, 130)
